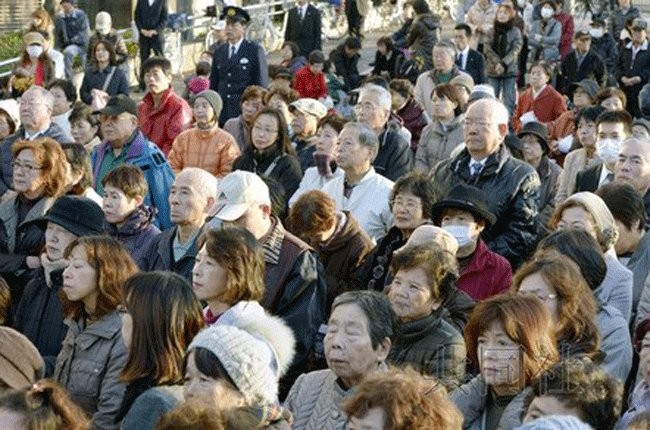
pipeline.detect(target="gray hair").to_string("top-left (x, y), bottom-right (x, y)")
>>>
top-left (433, 40), bottom-right (457, 59)
top-left (22, 86), bottom-right (54, 113)
top-left (360, 84), bottom-right (392, 111)
top-left (331, 291), bottom-right (398, 348)
top-left (342, 122), bottom-right (380, 161)
top-left (470, 98), bottom-right (509, 127)
top-left (177, 167), bottom-right (218, 202)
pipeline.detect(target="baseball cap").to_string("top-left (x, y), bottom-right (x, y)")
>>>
top-left (289, 98), bottom-right (328, 119)
top-left (213, 171), bottom-right (271, 221)
top-left (23, 32), bottom-right (46, 47)
top-left (94, 94), bottom-right (138, 116)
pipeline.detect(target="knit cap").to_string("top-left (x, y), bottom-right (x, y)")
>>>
top-left (0, 327), bottom-right (45, 389)
top-left (188, 76), bottom-right (210, 97)
top-left (514, 415), bottom-right (593, 430)
top-left (194, 89), bottom-right (223, 117)
top-left (188, 302), bottom-right (295, 405)
top-left (563, 192), bottom-right (618, 249)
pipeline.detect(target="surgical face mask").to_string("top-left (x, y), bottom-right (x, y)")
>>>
top-left (541, 7), bottom-right (554, 18)
top-left (596, 138), bottom-right (621, 164)
top-left (26, 45), bottom-right (43, 58)
top-left (442, 224), bottom-right (474, 248)
top-left (590, 28), bottom-right (604, 38)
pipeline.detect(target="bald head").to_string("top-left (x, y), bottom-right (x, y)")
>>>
top-left (403, 225), bottom-right (459, 255)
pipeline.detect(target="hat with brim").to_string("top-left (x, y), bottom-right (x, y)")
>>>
top-left (569, 79), bottom-right (599, 101)
top-left (289, 98), bottom-right (328, 119)
top-left (35, 196), bottom-right (105, 237)
top-left (213, 171), bottom-right (271, 221)
top-left (220, 6), bottom-right (250, 24)
top-left (94, 94), bottom-right (138, 116)
top-left (431, 183), bottom-right (496, 228)
top-left (23, 32), bottom-right (45, 47)
top-left (518, 121), bottom-right (549, 154)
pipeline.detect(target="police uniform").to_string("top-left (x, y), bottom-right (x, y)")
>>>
top-left (210, 6), bottom-right (269, 125)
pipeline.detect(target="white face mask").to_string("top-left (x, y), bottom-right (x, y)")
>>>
top-left (596, 138), bottom-right (621, 164)
top-left (557, 135), bottom-right (573, 153)
top-left (442, 225), bottom-right (474, 248)
top-left (590, 28), bottom-right (604, 38)
top-left (541, 7), bottom-right (554, 18)
top-left (26, 45), bottom-right (43, 58)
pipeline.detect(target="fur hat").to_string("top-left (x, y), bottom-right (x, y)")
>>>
top-left (514, 415), bottom-right (593, 430)
top-left (564, 192), bottom-right (618, 250)
top-left (0, 327), bottom-right (44, 389)
top-left (188, 301), bottom-right (295, 405)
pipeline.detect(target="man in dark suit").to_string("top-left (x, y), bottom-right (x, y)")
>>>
top-left (559, 30), bottom-right (606, 96)
top-left (210, 6), bottom-right (269, 126)
top-left (134, 0), bottom-right (168, 91)
top-left (453, 24), bottom-right (486, 85)
top-left (285, 0), bottom-right (322, 59)
top-left (618, 18), bottom-right (650, 118)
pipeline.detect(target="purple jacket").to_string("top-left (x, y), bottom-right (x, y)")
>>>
top-left (104, 205), bottom-right (160, 269)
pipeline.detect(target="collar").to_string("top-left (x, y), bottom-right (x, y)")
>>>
top-left (143, 86), bottom-right (175, 110)
top-left (532, 84), bottom-right (547, 99)
top-left (23, 125), bottom-right (50, 140)
top-left (109, 128), bottom-right (138, 154)
top-left (626, 39), bottom-right (649, 50)
top-left (230, 38), bottom-right (244, 53)
top-left (260, 217), bottom-right (285, 265)
top-left (461, 46), bottom-right (470, 56)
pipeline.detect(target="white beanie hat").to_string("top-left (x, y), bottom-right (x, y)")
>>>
top-left (563, 192), bottom-right (618, 250)
top-left (188, 301), bottom-right (295, 405)
top-left (515, 415), bottom-right (593, 430)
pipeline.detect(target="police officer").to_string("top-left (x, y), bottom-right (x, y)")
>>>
top-left (210, 6), bottom-right (269, 126)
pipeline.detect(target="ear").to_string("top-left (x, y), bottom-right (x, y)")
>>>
top-left (204, 196), bottom-right (215, 214)
top-left (133, 194), bottom-right (144, 207)
top-left (260, 203), bottom-right (272, 218)
top-left (375, 337), bottom-right (392, 363)
top-left (498, 123), bottom-right (508, 139)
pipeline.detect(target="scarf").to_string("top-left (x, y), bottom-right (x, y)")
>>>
top-left (493, 20), bottom-right (513, 57)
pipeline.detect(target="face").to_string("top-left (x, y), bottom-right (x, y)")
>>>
top-left (463, 102), bottom-right (505, 159)
top-left (577, 118), bottom-right (597, 148)
top-left (12, 149), bottom-right (45, 198)
top-left (49, 87), bottom-right (70, 116)
top-left (241, 97), bottom-right (263, 123)
top-left (169, 174), bottom-right (210, 226)
top-left (615, 219), bottom-right (642, 255)
top-left (355, 93), bottom-right (389, 130)
top-left (555, 206), bottom-right (598, 240)
top-left (496, 6), bottom-right (511, 22)
top-left (20, 90), bottom-right (51, 131)
top-left (574, 36), bottom-right (591, 53)
top-left (102, 185), bottom-right (140, 225)
top-left (61, 2), bottom-right (74, 13)
top-left (225, 21), bottom-right (246, 44)
top-left (529, 66), bottom-right (550, 88)
top-left (251, 113), bottom-right (280, 150)
top-left (192, 245), bottom-right (229, 302)
top-left (100, 113), bottom-right (137, 146)
top-left (193, 97), bottom-right (216, 127)
top-left (62, 245), bottom-right (98, 311)
top-left (388, 267), bottom-right (437, 321)
top-left (325, 303), bottom-right (388, 386)
top-left (336, 127), bottom-right (372, 170)
top-left (432, 47), bottom-right (454, 72)
top-left (440, 208), bottom-right (483, 242)
top-left (348, 407), bottom-right (387, 430)
top-left (640, 332), bottom-right (650, 384)
top-left (390, 90), bottom-right (407, 112)
top-left (315, 124), bottom-right (340, 154)
top-left (572, 88), bottom-right (591, 109)
top-left (225, 203), bottom-right (267, 239)
top-left (597, 121), bottom-right (627, 142)
top-left (601, 96), bottom-right (624, 111)
top-left (144, 66), bottom-right (172, 95)
top-left (453, 30), bottom-right (469, 51)
top-left (95, 43), bottom-right (110, 64)
top-left (477, 321), bottom-right (524, 391)
top-left (0, 115), bottom-right (11, 140)
top-left (517, 273), bottom-right (559, 323)
top-left (632, 28), bottom-right (647, 45)
top-left (377, 43), bottom-right (388, 56)
top-left (291, 110), bottom-right (318, 137)
top-left (524, 396), bottom-right (582, 423)
top-left (183, 350), bottom-right (244, 409)
top-left (392, 191), bottom-right (425, 231)
top-left (310, 63), bottom-right (324, 74)
top-left (45, 222), bottom-right (78, 262)
top-left (71, 118), bottom-right (98, 146)
top-left (633, 125), bottom-right (650, 140)
top-left (615, 140), bottom-right (650, 192)
top-left (431, 92), bottom-right (457, 120)
top-left (521, 134), bottom-right (545, 165)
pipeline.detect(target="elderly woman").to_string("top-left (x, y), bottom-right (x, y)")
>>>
top-left (386, 245), bottom-right (466, 389)
top-left (415, 84), bottom-right (465, 171)
top-left (451, 294), bottom-right (559, 429)
top-left (285, 291), bottom-right (397, 430)
top-left (79, 40), bottom-right (130, 107)
top-left (0, 137), bottom-right (67, 314)
top-left (223, 85), bottom-right (267, 152)
top-left (550, 192), bottom-right (634, 322)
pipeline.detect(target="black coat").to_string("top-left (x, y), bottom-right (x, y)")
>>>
top-left (372, 48), bottom-right (406, 80)
top-left (375, 120), bottom-right (413, 181)
top-left (329, 44), bottom-right (361, 90)
top-left (618, 42), bottom-right (650, 118)
top-left (559, 50), bottom-right (607, 95)
top-left (210, 39), bottom-right (269, 125)
top-left (591, 33), bottom-right (619, 85)
top-left (575, 162), bottom-right (604, 193)
top-left (141, 226), bottom-right (201, 282)
top-left (430, 145), bottom-right (540, 269)
top-left (134, 0), bottom-right (168, 32)
top-left (79, 66), bottom-right (130, 105)
top-left (456, 48), bottom-right (487, 85)
top-left (284, 4), bottom-right (322, 58)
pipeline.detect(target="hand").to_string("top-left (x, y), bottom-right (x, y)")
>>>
top-left (91, 88), bottom-right (109, 99)
top-left (520, 111), bottom-right (538, 124)
top-left (26, 256), bottom-right (42, 269)
top-left (150, 29), bottom-right (158, 36)
top-left (495, 64), bottom-right (505, 75)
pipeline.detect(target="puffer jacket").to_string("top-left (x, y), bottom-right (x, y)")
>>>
top-left (387, 308), bottom-right (466, 390)
top-left (407, 13), bottom-right (440, 72)
top-left (415, 114), bottom-right (464, 172)
top-left (137, 87), bottom-right (192, 156)
top-left (451, 376), bottom-right (531, 430)
top-left (528, 17), bottom-right (561, 64)
top-left (104, 205), bottom-right (160, 269)
top-left (54, 310), bottom-right (127, 430)
top-left (484, 23), bottom-right (523, 78)
top-left (430, 145), bottom-right (540, 268)
top-left (375, 120), bottom-right (413, 181)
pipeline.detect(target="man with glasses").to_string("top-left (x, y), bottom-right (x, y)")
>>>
top-left (430, 98), bottom-right (540, 269)
top-left (90, 95), bottom-right (174, 229)
top-left (0, 86), bottom-right (73, 199)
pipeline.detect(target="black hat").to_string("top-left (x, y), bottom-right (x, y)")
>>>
top-left (569, 79), bottom-right (599, 101)
top-left (36, 196), bottom-right (105, 237)
top-left (431, 183), bottom-right (497, 228)
top-left (94, 94), bottom-right (138, 116)
top-left (517, 121), bottom-right (549, 153)
top-left (220, 6), bottom-right (250, 24)
top-left (632, 18), bottom-right (648, 31)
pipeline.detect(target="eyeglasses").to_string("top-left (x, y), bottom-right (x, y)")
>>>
top-left (520, 291), bottom-right (557, 302)
top-left (252, 124), bottom-right (279, 135)
top-left (11, 161), bottom-right (42, 173)
top-left (392, 198), bottom-right (422, 211)
top-left (462, 118), bottom-right (493, 128)
top-left (354, 102), bottom-right (379, 112)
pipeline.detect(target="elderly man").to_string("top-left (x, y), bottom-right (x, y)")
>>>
top-left (54, 0), bottom-right (90, 79)
top-left (0, 87), bottom-right (73, 198)
top-left (213, 170), bottom-right (327, 391)
top-left (430, 98), bottom-right (540, 269)
top-left (414, 41), bottom-right (472, 117)
top-left (614, 137), bottom-right (650, 218)
top-left (143, 168), bottom-right (217, 281)
top-left (289, 98), bottom-right (327, 172)
top-left (354, 85), bottom-right (412, 181)
top-left (90, 95), bottom-right (175, 229)
top-left (321, 122), bottom-right (393, 241)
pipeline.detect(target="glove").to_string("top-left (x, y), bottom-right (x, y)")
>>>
top-left (520, 111), bottom-right (538, 124)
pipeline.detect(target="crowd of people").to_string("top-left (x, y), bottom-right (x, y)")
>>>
top-left (2, 0), bottom-right (650, 428)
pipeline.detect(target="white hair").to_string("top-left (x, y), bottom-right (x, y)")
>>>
top-left (22, 86), bottom-right (54, 113)
top-left (470, 98), bottom-right (509, 126)
top-left (178, 167), bottom-right (218, 201)
top-left (360, 84), bottom-right (392, 111)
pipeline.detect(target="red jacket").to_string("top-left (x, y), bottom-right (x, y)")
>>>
top-left (512, 84), bottom-right (567, 133)
top-left (293, 65), bottom-right (328, 100)
top-left (456, 239), bottom-right (512, 302)
top-left (138, 87), bottom-right (192, 156)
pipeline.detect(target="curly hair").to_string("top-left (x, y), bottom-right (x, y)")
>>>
top-left (12, 137), bottom-right (68, 198)
top-left (342, 367), bottom-right (463, 430)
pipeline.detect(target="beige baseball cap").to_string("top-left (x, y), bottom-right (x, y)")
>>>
top-left (212, 171), bottom-right (271, 221)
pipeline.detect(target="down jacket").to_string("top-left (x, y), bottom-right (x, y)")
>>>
top-left (104, 205), bottom-right (160, 269)
top-left (415, 114), bottom-right (464, 171)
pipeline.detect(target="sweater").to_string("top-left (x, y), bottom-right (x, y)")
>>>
top-left (167, 125), bottom-right (240, 177)
top-left (293, 65), bottom-right (328, 100)
top-left (512, 85), bottom-right (567, 133)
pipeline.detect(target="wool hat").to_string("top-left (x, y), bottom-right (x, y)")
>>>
top-left (36, 196), bottom-right (105, 237)
top-left (633, 117), bottom-right (650, 134)
top-left (431, 183), bottom-right (497, 228)
top-left (195, 89), bottom-right (223, 117)
top-left (213, 171), bottom-right (271, 221)
top-left (289, 98), bottom-right (328, 119)
top-left (0, 99), bottom-right (20, 130)
top-left (563, 192), bottom-right (618, 249)
top-left (450, 74), bottom-right (475, 93)
top-left (0, 327), bottom-right (45, 389)
top-left (273, 67), bottom-right (292, 80)
top-left (518, 121), bottom-right (549, 154)
top-left (23, 32), bottom-right (46, 47)
top-left (188, 301), bottom-right (295, 405)
top-left (514, 415), bottom-right (593, 430)
top-left (569, 79), bottom-right (599, 101)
